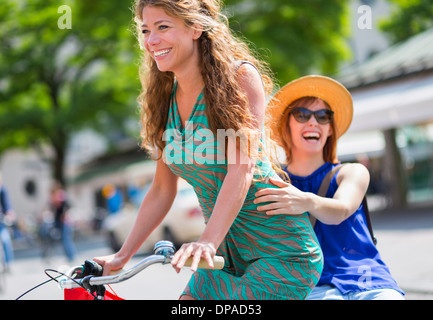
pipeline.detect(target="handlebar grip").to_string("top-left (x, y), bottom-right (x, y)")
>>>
top-left (109, 268), bottom-right (124, 275)
top-left (184, 255), bottom-right (225, 270)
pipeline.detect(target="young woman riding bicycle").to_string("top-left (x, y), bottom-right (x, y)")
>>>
top-left (94, 0), bottom-right (323, 300)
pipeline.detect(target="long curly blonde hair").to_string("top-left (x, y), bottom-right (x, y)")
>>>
top-left (133, 0), bottom-right (274, 157)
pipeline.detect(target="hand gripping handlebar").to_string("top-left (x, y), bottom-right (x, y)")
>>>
top-left (59, 240), bottom-right (224, 290)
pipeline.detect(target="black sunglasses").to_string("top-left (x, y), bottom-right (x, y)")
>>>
top-left (290, 107), bottom-right (334, 125)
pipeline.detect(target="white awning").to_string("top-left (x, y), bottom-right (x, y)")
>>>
top-left (338, 130), bottom-right (385, 157)
top-left (347, 72), bottom-right (433, 133)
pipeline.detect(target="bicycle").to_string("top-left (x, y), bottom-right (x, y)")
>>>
top-left (0, 221), bottom-right (13, 294)
top-left (28, 240), bottom-right (224, 300)
top-left (0, 238), bottom-right (6, 293)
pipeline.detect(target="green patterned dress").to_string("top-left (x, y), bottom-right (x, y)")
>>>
top-left (163, 74), bottom-right (323, 300)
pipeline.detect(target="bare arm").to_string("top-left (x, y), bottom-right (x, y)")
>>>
top-left (255, 163), bottom-right (370, 225)
top-left (94, 158), bottom-right (178, 275)
top-left (171, 63), bottom-right (265, 272)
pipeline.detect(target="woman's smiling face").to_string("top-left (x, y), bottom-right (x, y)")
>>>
top-left (140, 6), bottom-right (202, 73)
top-left (288, 98), bottom-right (333, 157)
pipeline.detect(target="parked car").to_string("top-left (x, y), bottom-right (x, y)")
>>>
top-left (103, 179), bottom-right (205, 254)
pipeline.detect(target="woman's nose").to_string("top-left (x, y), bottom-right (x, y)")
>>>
top-left (306, 114), bottom-right (319, 125)
top-left (147, 32), bottom-right (161, 47)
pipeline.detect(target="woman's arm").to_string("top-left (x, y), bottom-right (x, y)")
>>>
top-left (94, 157), bottom-right (179, 275)
top-left (254, 163), bottom-right (370, 225)
top-left (171, 63), bottom-right (265, 272)
top-left (172, 158), bottom-right (255, 272)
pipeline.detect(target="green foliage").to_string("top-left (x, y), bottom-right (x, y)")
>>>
top-left (379, 0), bottom-right (433, 44)
top-left (0, 0), bottom-right (141, 182)
top-left (224, 0), bottom-right (352, 85)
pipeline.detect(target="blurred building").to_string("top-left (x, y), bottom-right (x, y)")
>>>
top-left (0, 148), bottom-right (52, 226)
top-left (0, 130), bottom-right (152, 232)
top-left (67, 145), bottom-right (156, 223)
top-left (338, 27), bottom-right (433, 209)
top-left (348, 0), bottom-right (390, 65)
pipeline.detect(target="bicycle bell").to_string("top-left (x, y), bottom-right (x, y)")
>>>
top-left (153, 240), bottom-right (176, 257)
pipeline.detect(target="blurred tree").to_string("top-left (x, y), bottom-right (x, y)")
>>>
top-left (378, 0), bottom-right (433, 208)
top-left (224, 0), bottom-right (352, 85)
top-left (0, 0), bottom-right (141, 185)
top-left (379, 0), bottom-right (433, 44)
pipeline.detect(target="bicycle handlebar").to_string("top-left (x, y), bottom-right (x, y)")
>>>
top-left (59, 240), bottom-right (224, 290)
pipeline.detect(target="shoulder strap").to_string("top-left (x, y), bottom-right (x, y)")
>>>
top-left (0, 187), bottom-right (5, 219)
top-left (0, 187), bottom-right (5, 211)
top-left (362, 195), bottom-right (377, 245)
top-left (311, 163), bottom-right (377, 245)
top-left (317, 164), bottom-right (347, 198)
top-left (234, 60), bottom-right (265, 88)
top-left (234, 60), bottom-right (254, 72)
top-left (309, 164), bottom-right (344, 228)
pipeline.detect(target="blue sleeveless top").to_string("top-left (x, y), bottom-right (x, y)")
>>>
top-left (285, 162), bottom-right (404, 295)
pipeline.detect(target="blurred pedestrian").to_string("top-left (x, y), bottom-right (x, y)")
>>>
top-left (0, 171), bottom-right (15, 271)
top-left (102, 184), bottom-right (124, 214)
top-left (41, 182), bottom-right (76, 262)
top-left (255, 75), bottom-right (405, 300)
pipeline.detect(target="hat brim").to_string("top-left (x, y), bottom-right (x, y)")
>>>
top-left (268, 75), bottom-right (353, 145)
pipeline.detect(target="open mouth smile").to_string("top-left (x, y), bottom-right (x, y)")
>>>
top-left (154, 48), bottom-right (172, 58)
top-left (302, 131), bottom-right (321, 142)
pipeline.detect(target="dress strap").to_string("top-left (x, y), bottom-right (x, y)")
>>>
top-left (234, 60), bottom-right (264, 88)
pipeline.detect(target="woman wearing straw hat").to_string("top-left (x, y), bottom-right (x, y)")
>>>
top-left (255, 75), bottom-right (404, 300)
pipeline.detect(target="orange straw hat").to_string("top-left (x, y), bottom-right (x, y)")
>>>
top-left (268, 75), bottom-right (353, 145)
